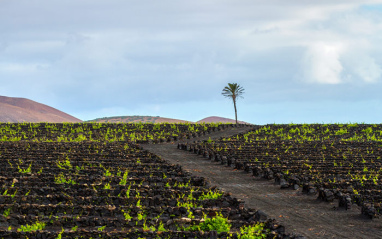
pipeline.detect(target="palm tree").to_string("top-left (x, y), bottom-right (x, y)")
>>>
top-left (221, 83), bottom-right (244, 124)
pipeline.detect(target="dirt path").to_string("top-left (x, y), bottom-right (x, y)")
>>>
top-left (142, 126), bottom-right (382, 239)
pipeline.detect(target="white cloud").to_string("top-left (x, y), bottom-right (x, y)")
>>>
top-left (353, 55), bottom-right (381, 83)
top-left (287, 3), bottom-right (382, 85)
top-left (302, 43), bottom-right (344, 84)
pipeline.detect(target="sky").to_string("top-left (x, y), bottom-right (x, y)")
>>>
top-left (1, 0), bottom-right (382, 124)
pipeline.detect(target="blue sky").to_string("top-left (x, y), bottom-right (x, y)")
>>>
top-left (1, 1), bottom-right (382, 124)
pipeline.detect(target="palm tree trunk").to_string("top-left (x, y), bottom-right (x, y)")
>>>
top-left (233, 99), bottom-right (238, 124)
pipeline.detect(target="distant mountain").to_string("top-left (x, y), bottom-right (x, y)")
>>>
top-left (197, 116), bottom-right (249, 124)
top-left (88, 115), bottom-right (250, 124)
top-left (88, 115), bottom-right (191, 123)
top-left (0, 96), bottom-right (82, 123)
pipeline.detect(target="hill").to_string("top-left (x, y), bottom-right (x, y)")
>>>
top-left (0, 96), bottom-right (82, 123)
top-left (89, 115), bottom-right (250, 124)
top-left (197, 116), bottom-right (249, 124)
top-left (88, 115), bottom-right (191, 123)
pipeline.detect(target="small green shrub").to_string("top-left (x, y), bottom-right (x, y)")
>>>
top-left (157, 221), bottom-right (167, 232)
top-left (238, 223), bottom-right (267, 239)
top-left (199, 213), bottom-right (231, 233)
top-left (119, 170), bottom-right (129, 185)
top-left (17, 221), bottom-right (46, 232)
top-left (184, 213), bottom-right (231, 233)
top-left (199, 190), bottom-right (223, 200)
top-left (3, 207), bottom-right (11, 217)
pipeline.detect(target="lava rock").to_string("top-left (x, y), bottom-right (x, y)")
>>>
top-left (254, 210), bottom-right (268, 222)
top-left (362, 203), bottom-right (378, 219)
top-left (339, 195), bottom-right (352, 210)
top-left (280, 179), bottom-right (289, 189)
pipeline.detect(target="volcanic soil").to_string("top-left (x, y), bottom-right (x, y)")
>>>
top-left (142, 126), bottom-right (382, 239)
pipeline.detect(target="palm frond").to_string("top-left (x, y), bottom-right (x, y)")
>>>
top-left (221, 83), bottom-right (244, 99)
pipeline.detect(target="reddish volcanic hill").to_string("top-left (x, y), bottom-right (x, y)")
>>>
top-left (197, 116), bottom-right (249, 124)
top-left (89, 115), bottom-right (251, 124)
top-left (0, 96), bottom-right (82, 123)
